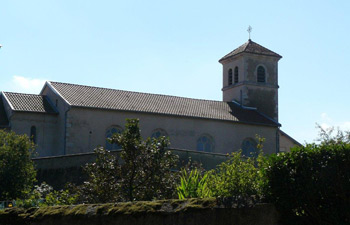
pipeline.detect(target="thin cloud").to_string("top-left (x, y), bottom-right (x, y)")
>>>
top-left (319, 112), bottom-right (350, 131)
top-left (11, 75), bottom-right (46, 94)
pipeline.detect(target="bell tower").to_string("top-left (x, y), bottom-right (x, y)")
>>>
top-left (219, 39), bottom-right (282, 121)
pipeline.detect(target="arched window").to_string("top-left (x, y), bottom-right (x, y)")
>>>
top-left (234, 66), bottom-right (239, 83)
top-left (228, 69), bottom-right (233, 85)
top-left (257, 66), bottom-right (266, 83)
top-left (196, 134), bottom-right (214, 152)
top-left (105, 126), bottom-right (123, 150)
top-left (30, 126), bottom-right (37, 144)
top-left (241, 138), bottom-right (258, 157)
top-left (151, 128), bottom-right (168, 139)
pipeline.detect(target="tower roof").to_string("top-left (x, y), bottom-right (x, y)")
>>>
top-left (219, 39), bottom-right (282, 62)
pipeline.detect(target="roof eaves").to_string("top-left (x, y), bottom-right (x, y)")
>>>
top-left (11, 110), bottom-right (58, 115)
top-left (69, 104), bottom-right (278, 127)
top-left (246, 52), bottom-right (282, 58)
top-left (231, 101), bottom-right (280, 127)
top-left (255, 110), bottom-right (280, 127)
top-left (219, 51), bottom-right (281, 63)
top-left (279, 129), bottom-right (302, 146)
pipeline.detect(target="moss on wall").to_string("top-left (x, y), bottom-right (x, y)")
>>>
top-left (0, 199), bottom-right (279, 225)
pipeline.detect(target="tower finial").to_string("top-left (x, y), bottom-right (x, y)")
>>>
top-left (247, 25), bottom-right (252, 40)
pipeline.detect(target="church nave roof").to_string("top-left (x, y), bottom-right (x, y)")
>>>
top-left (47, 81), bottom-right (279, 127)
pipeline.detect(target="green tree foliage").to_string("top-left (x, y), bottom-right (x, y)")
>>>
top-left (16, 182), bottom-right (77, 208)
top-left (0, 130), bottom-right (36, 200)
top-left (78, 119), bottom-right (179, 203)
top-left (78, 147), bottom-right (120, 203)
top-left (263, 128), bottom-right (350, 225)
top-left (177, 136), bottom-right (266, 205)
top-left (207, 151), bottom-right (264, 207)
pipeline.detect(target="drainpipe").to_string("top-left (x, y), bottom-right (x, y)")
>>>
top-left (276, 128), bottom-right (280, 154)
top-left (63, 107), bottom-right (71, 155)
top-left (240, 90), bottom-right (243, 106)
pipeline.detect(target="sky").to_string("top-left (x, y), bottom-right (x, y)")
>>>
top-left (1, 0), bottom-right (349, 144)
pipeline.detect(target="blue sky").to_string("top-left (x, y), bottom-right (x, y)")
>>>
top-left (1, 0), bottom-right (349, 144)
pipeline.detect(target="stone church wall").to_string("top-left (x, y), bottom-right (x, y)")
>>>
top-left (64, 107), bottom-right (279, 155)
top-left (41, 85), bottom-right (72, 156)
top-left (10, 112), bottom-right (58, 156)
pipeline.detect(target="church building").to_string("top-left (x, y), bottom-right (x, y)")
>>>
top-left (0, 39), bottom-right (300, 158)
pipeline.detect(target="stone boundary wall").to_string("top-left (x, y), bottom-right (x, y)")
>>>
top-left (0, 199), bottom-right (280, 225)
top-left (33, 149), bottom-right (229, 189)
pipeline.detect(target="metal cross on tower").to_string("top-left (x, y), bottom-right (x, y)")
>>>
top-left (247, 26), bottom-right (252, 40)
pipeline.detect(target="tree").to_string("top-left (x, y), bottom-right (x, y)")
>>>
top-left (111, 118), bottom-right (179, 201)
top-left (264, 127), bottom-right (350, 225)
top-left (0, 130), bottom-right (36, 200)
top-left (77, 147), bottom-right (121, 203)
top-left (79, 119), bottom-right (179, 203)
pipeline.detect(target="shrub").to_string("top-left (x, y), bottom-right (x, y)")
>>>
top-left (264, 141), bottom-right (350, 225)
top-left (177, 168), bottom-right (211, 199)
top-left (207, 151), bottom-right (265, 207)
top-left (15, 182), bottom-right (77, 208)
top-left (0, 130), bottom-right (36, 200)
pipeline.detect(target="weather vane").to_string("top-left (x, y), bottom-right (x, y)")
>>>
top-left (247, 26), bottom-right (252, 40)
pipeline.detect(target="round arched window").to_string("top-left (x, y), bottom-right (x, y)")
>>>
top-left (234, 66), bottom-right (239, 83)
top-left (228, 69), bottom-right (233, 85)
top-left (30, 126), bottom-right (37, 144)
top-left (257, 66), bottom-right (266, 83)
top-left (241, 138), bottom-right (258, 157)
top-left (151, 128), bottom-right (168, 139)
top-left (196, 134), bottom-right (214, 152)
top-left (105, 126), bottom-right (123, 150)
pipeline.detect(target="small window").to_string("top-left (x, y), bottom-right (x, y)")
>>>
top-left (228, 69), bottom-right (233, 85)
top-left (196, 134), bottom-right (214, 152)
top-left (257, 66), bottom-right (266, 83)
top-left (241, 138), bottom-right (258, 157)
top-left (151, 128), bottom-right (168, 139)
top-left (106, 126), bottom-right (123, 150)
top-left (234, 66), bottom-right (239, 83)
top-left (30, 126), bottom-right (37, 144)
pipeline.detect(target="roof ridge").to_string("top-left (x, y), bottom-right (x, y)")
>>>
top-left (3, 91), bottom-right (44, 97)
top-left (246, 40), bottom-right (281, 57)
top-left (242, 39), bottom-right (250, 51)
top-left (49, 81), bottom-right (224, 104)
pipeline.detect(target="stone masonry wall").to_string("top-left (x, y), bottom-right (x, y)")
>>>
top-left (0, 199), bottom-right (280, 225)
top-left (34, 149), bottom-right (229, 189)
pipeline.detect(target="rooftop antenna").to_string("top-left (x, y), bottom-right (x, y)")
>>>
top-left (247, 25), bottom-right (252, 40)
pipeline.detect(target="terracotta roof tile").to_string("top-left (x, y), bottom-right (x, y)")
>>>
top-left (49, 81), bottom-right (278, 126)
